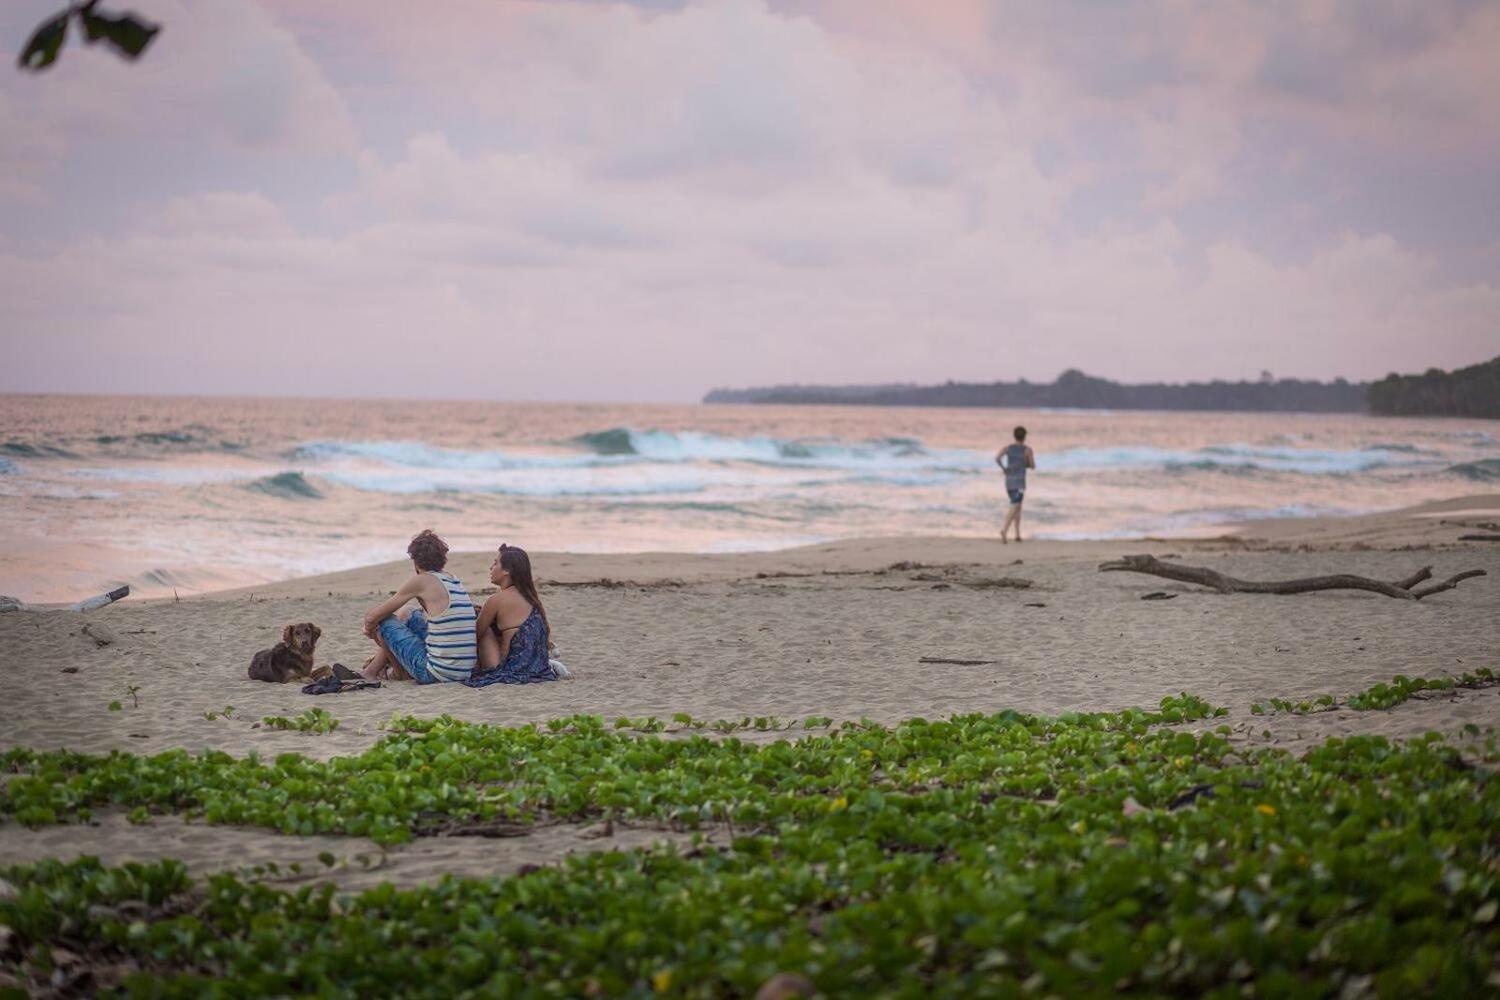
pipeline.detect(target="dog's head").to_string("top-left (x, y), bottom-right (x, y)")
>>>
top-left (281, 622), bottom-right (321, 655)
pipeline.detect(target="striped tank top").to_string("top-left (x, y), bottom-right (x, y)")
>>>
top-left (424, 571), bottom-right (477, 683)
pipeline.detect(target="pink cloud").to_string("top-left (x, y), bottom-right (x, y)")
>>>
top-left (1, 0), bottom-right (1496, 400)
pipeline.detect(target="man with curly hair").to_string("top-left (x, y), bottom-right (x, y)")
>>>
top-left (360, 529), bottom-right (477, 683)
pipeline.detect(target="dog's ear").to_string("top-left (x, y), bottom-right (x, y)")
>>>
top-left (282, 624), bottom-right (294, 646)
top-left (310, 624), bottom-right (321, 642)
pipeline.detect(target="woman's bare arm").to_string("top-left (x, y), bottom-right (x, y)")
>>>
top-left (475, 593), bottom-right (503, 639)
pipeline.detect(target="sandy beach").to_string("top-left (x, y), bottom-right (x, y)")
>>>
top-left (2, 494), bottom-right (1498, 887)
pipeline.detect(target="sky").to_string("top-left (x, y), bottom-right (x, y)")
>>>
top-left (1, 0), bottom-right (1497, 403)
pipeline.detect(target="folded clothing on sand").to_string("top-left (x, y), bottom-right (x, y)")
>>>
top-left (301, 677), bottom-right (382, 695)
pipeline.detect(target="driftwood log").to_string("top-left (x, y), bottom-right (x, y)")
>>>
top-left (1098, 555), bottom-right (1485, 600)
top-left (72, 584), bottom-right (130, 612)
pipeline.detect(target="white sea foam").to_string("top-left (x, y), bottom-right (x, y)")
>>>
top-left (317, 458), bottom-right (816, 497)
top-left (290, 440), bottom-right (592, 471)
top-left (65, 465), bottom-right (268, 485)
top-left (1045, 443), bottom-right (1433, 475)
top-left (294, 431), bottom-right (984, 474)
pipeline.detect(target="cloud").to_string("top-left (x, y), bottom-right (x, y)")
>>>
top-left (0, 0), bottom-right (1496, 400)
top-left (0, 0), bottom-right (357, 201)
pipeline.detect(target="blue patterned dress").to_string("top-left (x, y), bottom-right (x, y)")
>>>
top-left (464, 606), bottom-right (557, 686)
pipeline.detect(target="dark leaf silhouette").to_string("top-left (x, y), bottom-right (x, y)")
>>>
top-left (17, 12), bottom-right (68, 71)
top-left (16, 3), bottom-right (160, 73)
top-left (80, 9), bottom-right (159, 59)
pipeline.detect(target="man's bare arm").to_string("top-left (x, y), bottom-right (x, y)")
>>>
top-left (364, 576), bottom-right (422, 636)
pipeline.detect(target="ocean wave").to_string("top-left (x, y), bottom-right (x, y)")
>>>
top-left (1162, 460), bottom-right (1262, 476)
top-left (292, 431), bottom-right (982, 474)
top-left (246, 471), bottom-right (324, 500)
top-left (66, 465), bottom-right (264, 485)
top-left (94, 430), bottom-right (197, 447)
top-left (1446, 459), bottom-right (1500, 481)
top-left (89, 430), bottom-right (246, 453)
top-left (288, 440), bottom-right (573, 471)
top-left (597, 500), bottom-right (771, 518)
top-left (569, 427), bottom-right (959, 468)
top-left (572, 428), bottom-right (791, 461)
top-left (1043, 503), bottom-right (1363, 540)
top-left (832, 471), bottom-right (969, 487)
top-left (1, 441), bottom-right (76, 459)
top-left (320, 468), bottom-right (723, 497)
top-left (1048, 443), bottom-right (1424, 475)
top-left (572, 429), bottom-right (637, 456)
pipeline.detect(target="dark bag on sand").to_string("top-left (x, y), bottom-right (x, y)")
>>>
top-left (301, 676), bottom-right (381, 695)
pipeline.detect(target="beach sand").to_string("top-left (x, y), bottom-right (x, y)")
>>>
top-left (2, 494), bottom-right (1498, 884)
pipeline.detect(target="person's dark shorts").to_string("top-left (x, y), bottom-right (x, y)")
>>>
top-left (1007, 488), bottom-right (1025, 505)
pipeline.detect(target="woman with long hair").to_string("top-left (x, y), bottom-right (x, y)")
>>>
top-left (466, 543), bottom-right (559, 686)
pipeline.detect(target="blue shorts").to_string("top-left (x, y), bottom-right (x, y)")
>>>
top-left (1007, 488), bottom-right (1025, 505)
top-left (378, 609), bottom-right (439, 684)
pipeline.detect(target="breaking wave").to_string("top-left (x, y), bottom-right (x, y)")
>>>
top-left (295, 431), bottom-right (976, 473)
top-left (288, 440), bottom-right (550, 471)
top-left (1446, 459), bottom-right (1500, 481)
top-left (570, 428), bottom-right (940, 467)
top-left (1, 441), bottom-right (76, 459)
top-left (246, 471), bottom-right (324, 500)
top-left (94, 430), bottom-right (198, 447)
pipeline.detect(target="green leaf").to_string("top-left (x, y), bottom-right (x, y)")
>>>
top-left (17, 11), bottom-right (68, 71)
top-left (79, 8), bottom-right (159, 59)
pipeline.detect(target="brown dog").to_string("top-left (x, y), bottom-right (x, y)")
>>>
top-left (248, 623), bottom-right (321, 682)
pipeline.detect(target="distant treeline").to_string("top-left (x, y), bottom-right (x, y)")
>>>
top-left (1367, 356), bottom-right (1500, 419)
top-left (704, 369), bottom-right (1370, 413)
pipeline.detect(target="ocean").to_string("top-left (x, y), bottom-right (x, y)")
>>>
top-left (1, 394), bottom-right (1496, 603)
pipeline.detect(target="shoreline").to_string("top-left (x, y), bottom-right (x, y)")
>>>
top-left (5, 493), bottom-right (1496, 610)
top-left (169, 492), bottom-right (1500, 603)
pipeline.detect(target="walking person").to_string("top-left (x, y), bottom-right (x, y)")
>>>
top-left (996, 426), bottom-right (1035, 543)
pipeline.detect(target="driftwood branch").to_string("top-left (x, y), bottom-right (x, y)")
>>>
top-left (918, 657), bottom-right (998, 666)
top-left (73, 584), bottom-right (129, 612)
top-left (1098, 555), bottom-right (1485, 600)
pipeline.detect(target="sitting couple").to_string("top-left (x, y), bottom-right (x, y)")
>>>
top-left (360, 529), bottom-right (560, 686)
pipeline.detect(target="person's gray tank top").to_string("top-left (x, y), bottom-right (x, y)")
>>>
top-left (1003, 443), bottom-right (1027, 491)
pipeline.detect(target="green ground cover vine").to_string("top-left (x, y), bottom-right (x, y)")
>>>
top-left (260, 707), bottom-right (340, 734)
top-left (1252, 667), bottom-right (1497, 716)
top-left (2, 692), bottom-right (1498, 996)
